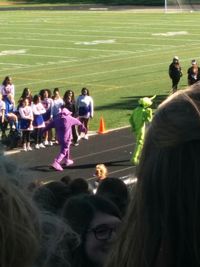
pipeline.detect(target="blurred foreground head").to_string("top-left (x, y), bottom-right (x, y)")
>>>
top-left (0, 149), bottom-right (40, 267)
top-left (106, 82), bottom-right (200, 267)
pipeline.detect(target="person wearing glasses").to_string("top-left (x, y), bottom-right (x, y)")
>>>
top-left (62, 194), bottom-right (121, 267)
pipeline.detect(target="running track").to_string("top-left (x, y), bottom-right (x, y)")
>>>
top-left (5, 127), bottom-right (136, 184)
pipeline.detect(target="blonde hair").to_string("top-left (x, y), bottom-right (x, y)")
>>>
top-left (95, 164), bottom-right (108, 180)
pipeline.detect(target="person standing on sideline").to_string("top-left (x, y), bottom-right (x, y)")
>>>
top-left (76, 87), bottom-right (94, 140)
top-left (18, 98), bottom-right (33, 151)
top-left (187, 59), bottom-right (200, 85)
top-left (32, 95), bottom-right (46, 149)
top-left (63, 89), bottom-right (79, 146)
top-left (168, 56), bottom-right (182, 93)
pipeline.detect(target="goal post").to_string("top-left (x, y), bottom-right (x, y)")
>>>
top-left (164, 0), bottom-right (200, 12)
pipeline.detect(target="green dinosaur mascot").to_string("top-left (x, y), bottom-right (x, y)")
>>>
top-left (129, 96), bottom-right (156, 165)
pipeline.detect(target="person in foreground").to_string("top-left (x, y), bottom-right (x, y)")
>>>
top-left (106, 82), bottom-right (200, 267)
top-left (62, 194), bottom-right (122, 267)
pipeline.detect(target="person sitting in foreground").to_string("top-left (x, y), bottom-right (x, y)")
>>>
top-left (96, 177), bottom-right (129, 217)
top-left (62, 194), bottom-right (121, 267)
top-left (106, 82), bottom-right (200, 267)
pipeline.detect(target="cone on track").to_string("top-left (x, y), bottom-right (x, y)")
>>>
top-left (98, 116), bottom-right (106, 134)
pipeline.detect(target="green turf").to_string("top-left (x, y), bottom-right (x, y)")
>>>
top-left (0, 10), bottom-right (199, 131)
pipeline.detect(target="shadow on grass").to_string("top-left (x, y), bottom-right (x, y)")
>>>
top-left (95, 94), bottom-right (168, 112)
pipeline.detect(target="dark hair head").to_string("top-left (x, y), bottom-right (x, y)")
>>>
top-left (33, 181), bottom-right (70, 215)
top-left (68, 178), bottom-right (91, 196)
top-left (106, 83), bottom-right (200, 267)
top-left (21, 88), bottom-right (30, 98)
top-left (81, 87), bottom-right (89, 96)
top-left (33, 94), bottom-right (40, 104)
top-left (63, 90), bottom-right (75, 102)
top-left (96, 178), bottom-right (129, 217)
top-left (53, 87), bottom-right (59, 94)
top-left (2, 76), bottom-right (12, 86)
top-left (62, 194), bottom-right (121, 237)
top-left (60, 175), bottom-right (72, 185)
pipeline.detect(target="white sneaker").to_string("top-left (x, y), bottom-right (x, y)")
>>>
top-left (77, 135), bottom-right (81, 142)
top-left (27, 146), bottom-right (33, 151)
top-left (83, 134), bottom-right (89, 140)
top-left (49, 141), bottom-right (53, 146)
top-left (35, 144), bottom-right (40, 149)
top-left (39, 143), bottom-right (46, 148)
top-left (22, 147), bottom-right (27, 152)
top-left (43, 140), bottom-right (48, 146)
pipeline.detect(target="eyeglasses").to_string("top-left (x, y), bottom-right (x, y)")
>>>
top-left (87, 224), bottom-right (120, 241)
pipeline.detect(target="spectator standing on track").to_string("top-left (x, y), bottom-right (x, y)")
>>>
top-left (40, 89), bottom-right (54, 146)
top-left (187, 59), bottom-right (200, 85)
top-left (52, 88), bottom-right (64, 142)
top-left (63, 89), bottom-right (79, 146)
top-left (32, 94), bottom-right (46, 149)
top-left (18, 98), bottom-right (34, 151)
top-left (76, 87), bottom-right (94, 140)
top-left (106, 84), bottom-right (200, 267)
top-left (52, 88), bottom-right (64, 118)
top-left (168, 56), bottom-right (182, 93)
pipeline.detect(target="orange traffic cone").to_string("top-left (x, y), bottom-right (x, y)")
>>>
top-left (98, 116), bottom-right (106, 134)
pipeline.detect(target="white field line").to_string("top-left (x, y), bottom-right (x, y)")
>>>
top-left (11, 49), bottom-right (198, 86)
top-left (74, 142), bottom-right (134, 160)
top-left (0, 44), bottom-right (199, 88)
top-left (0, 46), bottom-right (198, 87)
top-left (14, 61), bottom-right (171, 88)
top-left (0, 20), bottom-right (198, 30)
top-left (0, 15), bottom-right (199, 26)
top-left (0, 36), bottom-right (176, 48)
top-left (1, 30), bottom-right (200, 43)
top-left (0, 38), bottom-right (196, 74)
top-left (0, 26), bottom-right (196, 36)
top-left (0, 43), bottom-right (133, 54)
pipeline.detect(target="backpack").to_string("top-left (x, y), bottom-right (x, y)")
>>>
top-left (2, 129), bottom-right (21, 149)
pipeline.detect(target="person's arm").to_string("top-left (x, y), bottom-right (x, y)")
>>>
top-left (41, 120), bottom-right (54, 134)
top-left (89, 96), bottom-right (94, 118)
top-left (1, 109), bottom-right (5, 123)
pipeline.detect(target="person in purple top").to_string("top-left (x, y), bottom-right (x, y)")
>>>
top-left (42, 107), bottom-right (85, 171)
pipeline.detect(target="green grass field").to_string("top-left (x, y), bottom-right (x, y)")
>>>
top-left (0, 9), bottom-right (200, 131)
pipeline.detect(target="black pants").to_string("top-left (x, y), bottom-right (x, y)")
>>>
top-left (172, 78), bottom-right (180, 93)
top-left (22, 131), bottom-right (31, 143)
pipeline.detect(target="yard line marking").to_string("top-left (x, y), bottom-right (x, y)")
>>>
top-left (0, 36), bottom-right (176, 48)
top-left (1, 30), bottom-right (200, 43)
top-left (73, 143), bottom-right (134, 161)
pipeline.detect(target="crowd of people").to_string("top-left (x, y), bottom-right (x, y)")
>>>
top-left (0, 76), bottom-right (94, 156)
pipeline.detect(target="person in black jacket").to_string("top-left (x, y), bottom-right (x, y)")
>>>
top-left (169, 56), bottom-right (183, 93)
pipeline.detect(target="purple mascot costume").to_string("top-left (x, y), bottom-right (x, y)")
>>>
top-left (43, 107), bottom-right (85, 171)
